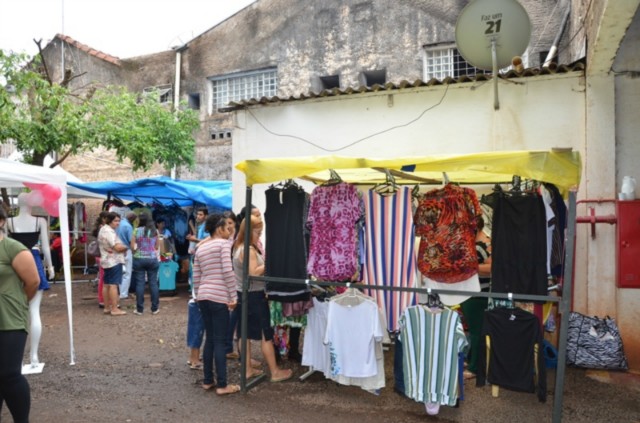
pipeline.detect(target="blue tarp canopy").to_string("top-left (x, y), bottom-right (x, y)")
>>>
top-left (68, 176), bottom-right (232, 208)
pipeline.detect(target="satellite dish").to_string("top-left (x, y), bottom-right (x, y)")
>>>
top-left (455, 0), bottom-right (531, 70)
top-left (455, 0), bottom-right (531, 109)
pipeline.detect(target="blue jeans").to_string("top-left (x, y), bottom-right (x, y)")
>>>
top-left (132, 258), bottom-right (159, 313)
top-left (187, 301), bottom-right (204, 349)
top-left (225, 308), bottom-right (238, 354)
top-left (198, 300), bottom-right (229, 388)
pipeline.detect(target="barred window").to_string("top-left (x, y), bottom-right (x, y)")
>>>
top-left (423, 44), bottom-right (526, 80)
top-left (210, 68), bottom-right (278, 112)
top-left (423, 45), bottom-right (483, 80)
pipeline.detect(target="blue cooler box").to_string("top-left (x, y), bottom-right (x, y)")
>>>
top-left (159, 260), bottom-right (179, 292)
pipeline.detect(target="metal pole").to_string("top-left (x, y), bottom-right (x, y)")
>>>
top-left (239, 186), bottom-right (252, 392)
top-left (552, 189), bottom-right (577, 423)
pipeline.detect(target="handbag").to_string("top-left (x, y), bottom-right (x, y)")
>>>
top-left (566, 311), bottom-right (628, 370)
top-left (87, 240), bottom-right (101, 257)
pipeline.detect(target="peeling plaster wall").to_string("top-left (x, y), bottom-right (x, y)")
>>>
top-left (179, 0), bottom-right (565, 181)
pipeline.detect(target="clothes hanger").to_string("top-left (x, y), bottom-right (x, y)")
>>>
top-left (420, 290), bottom-right (444, 309)
top-left (373, 169), bottom-right (398, 196)
top-left (322, 169), bottom-right (343, 186)
top-left (411, 184), bottom-right (421, 200)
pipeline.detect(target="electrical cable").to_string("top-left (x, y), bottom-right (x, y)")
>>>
top-left (244, 84), bottom-right (450, 153)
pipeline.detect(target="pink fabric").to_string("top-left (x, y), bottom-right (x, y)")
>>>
top-left (282, 299), bottom-right (313, 317)
top-left (306, 182), bottom-right (362, 281)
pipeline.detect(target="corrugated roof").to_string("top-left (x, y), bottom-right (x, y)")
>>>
top-left (222, 62), bottom-right (585, 111)
top-left (55, 34), bottom-right (121, 66)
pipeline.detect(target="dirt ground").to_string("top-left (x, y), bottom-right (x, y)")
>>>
top-left (3, 281), bottom-right (639, 423)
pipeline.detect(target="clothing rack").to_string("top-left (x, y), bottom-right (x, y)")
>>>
top-left (238, 166), bottom-right (578, 423)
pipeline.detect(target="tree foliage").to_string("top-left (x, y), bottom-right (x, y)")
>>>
top-left (0, 49), bottom-right (199, 171)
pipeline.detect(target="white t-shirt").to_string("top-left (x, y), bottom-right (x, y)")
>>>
top-left (324, 299), bottom-right (383, 378)
top-left (302, 298), bottom-right (331, 374)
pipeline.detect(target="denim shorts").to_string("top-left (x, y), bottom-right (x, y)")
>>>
top-left (103, 263), bottom-right (123, 285)
top-left (186, 300), bottom-right (204, 348)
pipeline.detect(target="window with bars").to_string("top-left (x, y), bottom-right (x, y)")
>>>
top-left (423, 45), bottom-right (483, 80)
top-left (210, 68), bottom-right (278, 112)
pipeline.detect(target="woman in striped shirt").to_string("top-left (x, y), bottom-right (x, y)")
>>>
top-left (193, 214), bottom-right (239, 395)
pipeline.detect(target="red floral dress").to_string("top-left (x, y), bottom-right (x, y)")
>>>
top-left (414, 184), bottom-right (481, 283)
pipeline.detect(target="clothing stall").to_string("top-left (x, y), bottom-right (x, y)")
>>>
top-left (234, 150), bottom-right (581, 423)
top-left (70, 176), bottom-right (233, 288)
top-left (0, 158), bottom-right (76, 366)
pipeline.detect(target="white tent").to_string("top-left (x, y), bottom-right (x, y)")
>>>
top-left (0, 158), bottom-right (75, 365)
top-left (7, 151), bottom-right (104, 199)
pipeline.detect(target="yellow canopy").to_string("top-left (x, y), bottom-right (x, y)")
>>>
top-left (235, 150), bottom-right (581, 196)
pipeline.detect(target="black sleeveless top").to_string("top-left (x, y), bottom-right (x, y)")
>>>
top-left (8, 217), bottom-right (40, 249)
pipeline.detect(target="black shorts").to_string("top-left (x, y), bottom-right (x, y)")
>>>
top-left (236, 291), bottom-right (274, 341)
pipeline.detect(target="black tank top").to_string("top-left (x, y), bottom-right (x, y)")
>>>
top-left (8, 217), bottom-right (40, 249)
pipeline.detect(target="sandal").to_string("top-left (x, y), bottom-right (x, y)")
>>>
top-left (190, 363), bottom-right (203, 370)
top-left (110, 310), bottom-right (127, 316)
top-left (202, 383), bottom-right (215, 391)
top-left (270, 368), bottom-right (293, 383)
top-left (215, 384), bottom-right (240, 396)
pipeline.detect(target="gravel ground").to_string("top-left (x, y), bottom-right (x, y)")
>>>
top-left (3, 281), bottom-right (639, 423)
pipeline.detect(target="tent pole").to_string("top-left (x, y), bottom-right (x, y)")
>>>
top-left (552, 189), bottom-right (577, 423)
top-left (239, 186), bottom-right (252, 392)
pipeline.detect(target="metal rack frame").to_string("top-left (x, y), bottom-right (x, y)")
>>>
top-left (238, 184), bottom-right (577, 423)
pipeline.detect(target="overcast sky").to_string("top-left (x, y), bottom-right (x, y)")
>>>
top-left (1, 0), bottom-right (256, 58)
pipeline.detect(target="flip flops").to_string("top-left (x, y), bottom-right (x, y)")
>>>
top-left (215, 384), bottom-right (240, 396)
top-left (269, 369), bottom-right (293, 383)
top-left (110, 310), bottom-right (127, 316)
top-left (190, 363), bottom-right (203, 370)
top-left (202, 383), bottom-right (215, 391)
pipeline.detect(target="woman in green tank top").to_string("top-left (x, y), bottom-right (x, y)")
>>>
top-left (0, 206), bottom-right (40, 423)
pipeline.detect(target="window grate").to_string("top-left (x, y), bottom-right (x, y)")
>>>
top-left (424, 47), bottom-right (484, 80)
top-left (211, 69), bottom-right (277, 112)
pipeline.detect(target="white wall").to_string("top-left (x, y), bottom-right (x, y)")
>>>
top-left (232, 74), bottom-right (586, 214)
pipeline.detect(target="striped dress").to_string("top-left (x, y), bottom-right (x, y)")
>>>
top-left (400, 305), bottom-right (467, 406)
top-left (363, 187), bottom-right (417, 331)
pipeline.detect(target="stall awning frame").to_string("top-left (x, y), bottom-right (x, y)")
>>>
top-left (236, 150), bottom-right (581, 196)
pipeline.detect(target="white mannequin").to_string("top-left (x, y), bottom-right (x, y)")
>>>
top-left (8, 192), bottom-right (55, 374)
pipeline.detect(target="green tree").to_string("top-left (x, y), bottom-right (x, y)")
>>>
top-left (0, 48), bottom-right (199, 171)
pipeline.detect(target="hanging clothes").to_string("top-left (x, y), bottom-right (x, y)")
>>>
top-left (543, 183), bottom-right (567, 277)
top-left (414, 183), bottom-right (481, 283)
top-left (264, 184), bottom-right (311, 302)
top-left (400, 305), bottom-right (467, 406)
top-left (476, 307), bottom-right (547, 403)
top-left (307, 182), bottom-right (363, 282)
top-left (325, 293), bottom-right (383, 378)
top-left (363, 186), bottom-right (416, 331)
top-left (491, 191), bottom-right (548, 296)
top-left (303, 290), bottom-right (388, 393)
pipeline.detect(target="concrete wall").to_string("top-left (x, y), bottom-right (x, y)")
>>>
top-left (178, 0), bottom-right (565, 181)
